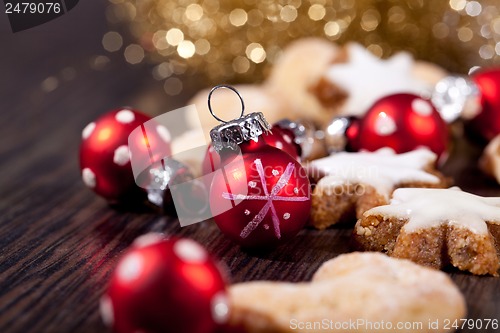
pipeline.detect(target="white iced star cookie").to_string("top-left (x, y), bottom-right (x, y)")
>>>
top-left (314, 43), bottom-right (439, 117)
top-left (308, 148), bottom-right (448, 229)
top-left (229, 252), bottom-right (465, 333)
top-left (355, 187), bottom-right (500, 276)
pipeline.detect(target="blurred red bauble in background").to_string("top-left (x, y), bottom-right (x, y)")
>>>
top-left (262, 125), bottom-right (301, 161)
top-left (101, 234), bottom-right (229, 333)
top-left (469, 68), bottom-right (500, 142)
top-left (352, 93), bottom-right (449, 157)
top-left (79, 108), bottom-right (171, 203)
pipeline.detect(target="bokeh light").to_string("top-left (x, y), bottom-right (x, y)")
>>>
top-left (103, 0), bottom-right (500, 92)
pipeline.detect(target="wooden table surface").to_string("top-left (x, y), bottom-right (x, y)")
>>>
top-left (0, 2), bottom-right (499, 333)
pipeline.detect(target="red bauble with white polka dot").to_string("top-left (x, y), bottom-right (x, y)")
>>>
top-left (468, 68), bottom-right (500, 142)
top-left (341, 93), bottom-right (449, 157)
top-left (79, 108), bottom-right (172, 202)
top-left (101, 234), bottom-right (229, 333)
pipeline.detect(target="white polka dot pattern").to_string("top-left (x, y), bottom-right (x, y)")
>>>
top-left (82, 168), bottom-right (96, 188)
top-left (115, 109), bottom-right (135, 124)
top-left (173, 239), bottom-right (207, 263)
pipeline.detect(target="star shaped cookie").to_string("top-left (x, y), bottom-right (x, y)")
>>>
top-left (308, 148), bottom-right (448, 229)
top-left (319, 43), bottom-right (432, 116)
top-left (354, 187), bottom-right (500, 276)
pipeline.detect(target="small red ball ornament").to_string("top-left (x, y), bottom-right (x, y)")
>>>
top-left (207, 86), bottom-right (311, 249)
top-left (79, 108), bottom-right (172, 202)
top-left (101, 234), bottom-right (229, 333)
top-left (469, 68), bottom-right (500, 141)
top-left (326, 94), bottom-right (448, 157)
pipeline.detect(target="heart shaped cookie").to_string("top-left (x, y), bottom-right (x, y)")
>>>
top-left (229, 252), bottom-right (465, 333)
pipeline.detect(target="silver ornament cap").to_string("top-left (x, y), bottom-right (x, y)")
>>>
top-left (323, 116), bottom-right (352, 153)
top-left (210, 112), bottom-right (271, 152)
top-left (431, 75), bottom-right (481, 123)
top-left (208, 85), bottom-right (271, 153)
top-left (145, 159), bottom-right (194, 208)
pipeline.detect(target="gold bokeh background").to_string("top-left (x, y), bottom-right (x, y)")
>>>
top-left (104, 0), bottom-right (500, 94)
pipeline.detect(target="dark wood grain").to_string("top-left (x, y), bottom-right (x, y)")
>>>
top-left (0, 2), bottom-right (499, 333)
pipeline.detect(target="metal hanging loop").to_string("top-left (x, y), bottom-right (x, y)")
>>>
top-left (207, 85), bottom-right (245, 123)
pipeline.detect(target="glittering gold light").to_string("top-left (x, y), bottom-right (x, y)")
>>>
top-left (124, 44), bottom-right (144, 64)
top-left (432, 23), bottom-right (450, 39)
top-left (152, 30), bottom-right (169, 50)
top-left (458, 27), bottom-right (473, 42)
top-left (367, 44), bottom-right (383, 57)
top-left (152, 62), bottom-right (172, 80)
top-left (479, 44), bottom-right (495, 59)
top-left (41, 76), bottom-right (58, 92)
top-left (324, 21), bottom-right (340, 37)
top-left (164, 77), bottom-right (183, 95)
top-left (166, 28), bottom-right (184, 46)
top-left (177, 40), bottom-right (196, 58)
top-left (102, 31), bottom-right (123, 52)
top-left (280, 5), bottom-right (297, 23)
top-left (185, 4), bottom-right (203, 21)
top-left (246, 43), bottom-right (266, 63)
top-left (449, 0), bottom-right (466, 11)
top-left (247, 9), bottom-right (263, 26)
top-left (233, 56), bottom-right (250, 73)
top-left (195, 39), bottom-right (211, 55)
top-left (465, 1), bottom-right (482, 17)
top-left (388, 6), bottom-right (405, 24)
top-left (361, 9), bottom-right (380, 32)
top-left (308, 4), bottom-right (325, 21)
top-left (492, 18), bottom-right (500, 34)
top-left (105, 0), bottom-right (500, 88)
top-left (229, 8), bottom-right (248, 27)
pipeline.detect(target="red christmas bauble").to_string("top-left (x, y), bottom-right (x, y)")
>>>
top-left (344, 117), bottom-right (361, 151)
top-left (101, 234), bottom-right (229, 333)
top-left (352, 93), bottom-right (448, 156)
top-left (202, 124), bottom-right (300, 175)
top-left (469, 68), bottom-right (500, 141)
top-left (79, 108), bottom-right (172, 202)
top-left (209, 137), bottom-right (311, 249)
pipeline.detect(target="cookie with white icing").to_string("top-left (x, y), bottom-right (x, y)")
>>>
top-left (229, 252), bottom-right (466, 333)
top-left (308, 148), bottom-right (449, 229)
top-left (265, 38), bottom-right (340, 125)
top-left (311, 43), bottom-right (446, 117)
top-left (354, 187), bottom-right (500, 276)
